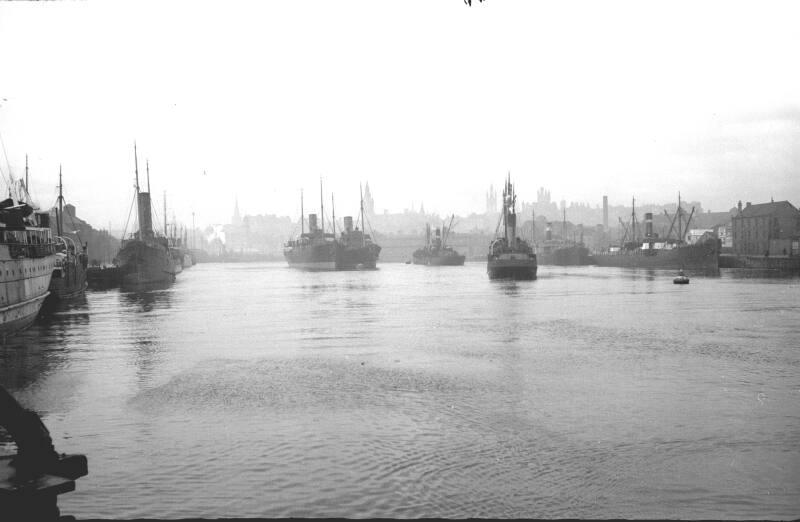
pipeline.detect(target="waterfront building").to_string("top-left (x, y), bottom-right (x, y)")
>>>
top-left (731, 200), bottom-right (800, 256)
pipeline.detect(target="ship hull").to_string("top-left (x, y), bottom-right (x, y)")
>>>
top-left (284, 242), bottom-right (338, 271)
top-left (48, 258), bottom-right (88, 301)
top-left (0, 243), bottom-right (56, 338)
top-left (337, 245), bottom-right (379, 270)
top-left (487, 254), bottom-right (538, 280)
top-left (592, 242), bottom-right (719, 270)
top-left (117, 240), bottom-right (178, 287)
top-left (538, 245), bottom-right (592, 266)
top-left (0, 293), bottom-right (50, 337)
top-left (413, 253), bottom-right (466, 266)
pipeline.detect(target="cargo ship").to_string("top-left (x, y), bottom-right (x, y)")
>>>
top-left (592, 194), bottom-right (719, 271)
top-left (284, 183), bottom-right (380, 270)
top-left (536, 214), bottom-right (591, 266)
top-left (412, 216), bottom-right (465, 266)
top-left (48, 168), bottom-right (88, 301)
top-left (487, 175), bottom-right (537, 280)
top-left (116, 149), bottom-right (179, 288)
top-left (0, 192), bottom-right (57, 338)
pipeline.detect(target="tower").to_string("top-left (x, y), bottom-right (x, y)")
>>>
top-left (363, 182), bottom-right (375, 216)
top-left (485, 185), bottom-right (497, 213)
top-left (232, 196), bottom-right (242, 226)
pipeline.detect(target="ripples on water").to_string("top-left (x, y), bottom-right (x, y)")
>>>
top-left (1, 263), bottom-right (799, 518)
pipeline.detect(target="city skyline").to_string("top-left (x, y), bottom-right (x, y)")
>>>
top-left (1, 1), bottom-right (798, 231)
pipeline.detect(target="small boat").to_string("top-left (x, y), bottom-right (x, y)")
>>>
top-left (673, 270), bottom-right (690, 284)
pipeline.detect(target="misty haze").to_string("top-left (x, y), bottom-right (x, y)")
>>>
top-left (0, 1), bottom-right (798, 520)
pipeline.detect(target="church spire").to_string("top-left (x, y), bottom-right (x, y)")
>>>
top-left (233, 196), bottom-right (242, 225)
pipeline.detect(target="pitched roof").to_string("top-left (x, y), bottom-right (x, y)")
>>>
top-left (739, 200), bottom-right (799, 218)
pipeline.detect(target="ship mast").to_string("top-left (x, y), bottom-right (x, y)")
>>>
top-left (319, 178), bottom-right (324, 236)
top-left (300, 189), bottom-right (304, 235)
top-left (677, 192), bottom-right (682, 243)
top-left (360, 183), bottom-right (365, 247)
top-left (57, 164), bottom-right (64, 237)
top-left (331, 193), bottom-right (336, 237)
top-left (25, 154), bottom-right (28, 197)
top-left (134, 142), bottom-right (140, 194)
top-left (631, 197), bottom-right (636, 243)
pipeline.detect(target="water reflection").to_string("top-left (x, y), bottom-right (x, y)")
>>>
top-left (722, 268), bottom-right (800, 280)
top-left (119, 288), bottom-right (173, 312)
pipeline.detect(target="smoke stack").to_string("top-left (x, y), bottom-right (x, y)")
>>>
top-left (308, 213), bottom-right (318, 232)
top-left (137, 192), bottom-right (153, 238)
top-left (344, 216), bottom-right (353, 232)
top-left (645, 212), bottom-right (653, 238)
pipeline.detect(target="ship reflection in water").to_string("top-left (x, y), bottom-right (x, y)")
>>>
top-left (0, 263), bottom-right (798, 519)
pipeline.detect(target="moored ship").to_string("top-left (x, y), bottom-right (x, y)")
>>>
top-left (412, 216), bottom-right (465, 266)
top-left (284, 211), bottom-right (337, 270)
top-left (336, 215), bottom-right (381, 270)
top-left (0, 197), bottom-right (57, 338)
top-left (47, 168), bottom-right (88, 301)
top-left (116, 148), bottom-right (179, 288)
top-left (592, 195), bottom-right (719, 271)
top-left (284, 183), bottom-right (380, 270)
top-left (487, 175), bottom-right (537, 280)
top-left (536, 218), bottom-right (592, 266)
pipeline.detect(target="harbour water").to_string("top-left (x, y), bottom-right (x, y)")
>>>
top-left (1, 263), bottom-right (798, 519)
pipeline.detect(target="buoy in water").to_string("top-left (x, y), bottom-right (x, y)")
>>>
top-left (673, 270), bottom-right (689, 284)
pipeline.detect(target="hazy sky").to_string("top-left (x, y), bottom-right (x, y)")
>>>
top-left (1, 0), bottom-right (798, 231)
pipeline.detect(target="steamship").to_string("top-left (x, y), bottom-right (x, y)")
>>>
top-left (0, 197), bottom-right (57, 337)
top-left (284, 184), bottom-right (380, 270)
top-left (48, 168), bottom-right (88, 301)
top-left (412, 217), bottom-right (465, 266)
top-left (592, 195), bottom-right (719, 271)
top-left (487, 175), bottom-right (537, 279)
top-left (115, 147), bottom-right (179, 287)
top-left (536, 213), bottom-right (592, 266)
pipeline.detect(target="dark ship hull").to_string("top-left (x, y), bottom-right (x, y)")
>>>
top-left (537, 244), bottom-right (592, 266)
top-left (592, 241), bottom-right (719, 270)
top-left (86, 266), bottom-right (122, 288)
top-left (48, 259), bottom-right (88, 300)
top-left (412, 250), bottom-right (465, 266)
top-left (487, 253), bottom-right (538, 280)
top-left (284, 241), bottom-right (337, 270)
top-left (116, 240), bottom-right (178, 287)
top-left (337, 244), bottom-right (380, 270)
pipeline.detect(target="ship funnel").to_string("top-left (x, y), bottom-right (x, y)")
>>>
top-left (344, 216), bottom-right (353, 232)
top-left (308, 213), bottom-right (318, 232)
top-left (137, 192), bottom-right (153, 238)
top-left (546, 222), bottom-right (552, 241)
top-left (644, 212), bottom-right (653, 238)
